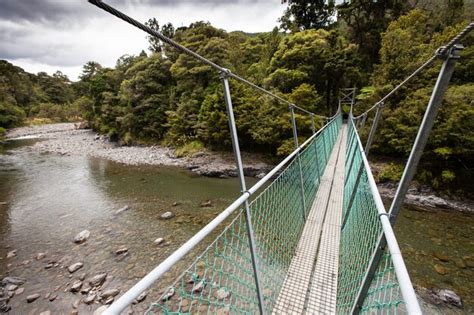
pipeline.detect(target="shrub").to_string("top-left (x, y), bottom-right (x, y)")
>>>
top-left (175, 141), bottom-right (204, 157)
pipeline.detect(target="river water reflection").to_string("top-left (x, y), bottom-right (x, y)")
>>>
top-left (0, 139), bottom-right (472, 314)
top-left (0, 139), bottom-right (257, 314)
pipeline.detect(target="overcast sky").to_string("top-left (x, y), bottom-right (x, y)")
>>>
top-left (0, 0), bottom-right (286, 81)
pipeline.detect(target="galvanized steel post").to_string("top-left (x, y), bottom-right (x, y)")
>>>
top-left (221, 71), bottom-right (266, 315)
top-left (364, 102), bottom-right (384, 156)
top-left (389, 45), bottom-right (463, 223)
top-left (290, 104), bottom-right (307, 219)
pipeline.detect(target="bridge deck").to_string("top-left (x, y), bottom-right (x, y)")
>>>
top-left (273, 125), bottom-right (347, 314)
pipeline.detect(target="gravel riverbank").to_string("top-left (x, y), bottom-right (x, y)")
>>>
top-left (5, 123), bottom-right (472, 213)
top-left (5, 123), bottom-right (271, 178)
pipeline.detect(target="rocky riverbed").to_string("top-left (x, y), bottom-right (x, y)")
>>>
top-left (5, 123), bottom-right (271, 179)
top-left (6, 123), bottom-right (473, 214)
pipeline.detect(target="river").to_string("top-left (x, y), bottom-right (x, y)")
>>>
top-left (0, 138), bottom-right (472, 314)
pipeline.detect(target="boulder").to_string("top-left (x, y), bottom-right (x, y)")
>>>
top-left (100, 288), bottom-right (120, 299)
top-left (192, 280), bottom-right (205, 293)
top-left (83, 293), bottom-right (96, 305)
top-left (215, 288), bottom-right (231, 300)
top-left (35, 252), bottom-right (47, 260)
top-left (160, 211), bottom-right (175, 220)
top-left (200, 200), bottom-right (212, 207)
top-left (14, 287), bottom-right (24, 296)
top-left (2, 277), bottom-right (25, 286)
top-left (89, 273), bottom-right (107, 287)
top-left (26, 293), bottom-right (40, 303)
top-left (161, 287), bottom-right (175, 301)
top-left (6, 250), bottom-right (16, 259)
top-left (434, 264), bottom-right (448, 275)
top-left (438, 289), bottom-right (462, 308)
top-left (133, 291), bottom-right (147, 304)
top-left (74, 230), bottom-right (90, 244)
top-left (68, 262), bottom-right (84, 273)
top-left (115, 248), bottom-right (128, 255)
top-left (154, 238), bottom-right (165, 245)
top-left (70, 280), bottom-right (82, 292)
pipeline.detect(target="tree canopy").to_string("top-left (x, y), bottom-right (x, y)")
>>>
top-left (1, 0), bottom-right (472, 193)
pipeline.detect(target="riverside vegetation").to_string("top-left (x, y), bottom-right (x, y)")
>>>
top-left (0, 0), bottom-right (473, 196)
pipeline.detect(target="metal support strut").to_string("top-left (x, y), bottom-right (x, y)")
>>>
top-left (221, 71), bottom-right (266, 315)
top-left (364, 102), bottom-right (384, 156)
top-left (389, 44), bottom-right (463, 222)
top-left (290, 105), bottom-right (307, 220)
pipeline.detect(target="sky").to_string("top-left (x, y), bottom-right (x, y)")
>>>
top-left (0, 0), bottom-right (286, 81)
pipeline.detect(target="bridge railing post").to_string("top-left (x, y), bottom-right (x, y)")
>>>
top-left (289, 104), bottom-right (307, 220)
top-left (364, 102), bottom-right (384, 156)
top-left (221, 71), bottom-right (266, 315)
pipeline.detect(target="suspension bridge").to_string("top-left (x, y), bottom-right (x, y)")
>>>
top-left (87, 1), bottom-right (473, 314)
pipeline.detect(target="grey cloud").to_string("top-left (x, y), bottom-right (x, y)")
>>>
top-left (0, 0), bottom-right (271, 24)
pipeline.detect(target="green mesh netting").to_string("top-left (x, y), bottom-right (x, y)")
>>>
top-left (146, 115), bottom-right (342, 314)
top-left (337, 121), bottom-right (405, 314)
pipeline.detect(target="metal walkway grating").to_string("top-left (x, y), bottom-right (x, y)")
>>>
top-left (273, 125), bottom-right (347, 314)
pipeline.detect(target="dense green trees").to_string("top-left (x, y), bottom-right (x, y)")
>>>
top-left (0, 1), bottom-right (472, 192)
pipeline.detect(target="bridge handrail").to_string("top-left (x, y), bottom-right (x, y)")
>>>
top-left (102, 113), bottom-right (341, 315)
top-left (87, 0), bottom-right (329, 120)
top-left (348, 117), bottom-right (421, 314)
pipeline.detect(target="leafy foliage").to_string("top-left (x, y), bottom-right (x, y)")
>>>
top-left (1, 1), bottom-right (472, 193)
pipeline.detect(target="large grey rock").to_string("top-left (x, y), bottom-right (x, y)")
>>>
top-left (70, 280), bottom-right (82, 292)
top-left (115, 248), bottom-right (128, 255)
top-left (89, 273), bottom-right (107, 287)
top-left (154, 238), bottom-right (164, 245)
top-left (74, 230), bottom-right (90, 244)
top-left (438, 289), bottom-right (462, 308)
top-left (6, 250), bottom-right (16, 259)
top-left (420, 195), bottom-right (449, 208)
top-left (215, 288), bottom-right (231, 300)
top-left (14, 287), bottom-right (24, 296)
top-left (100, 288), bottom-right (120, 299)
top-left (161, 287), bottom-right (175, 301)
top-left (68, 262), bottom-right (84, 273)
top-left (35, 252), bottom-right (47, 260)
top-left (192, 280), bottom-right (205, 293)
top-left (2, 277), bottom-right (25, 286)
top-left (160, 211), bottom-right (175, 219)
top-left (133, 291), bottom-right (147, 304)
top-left (26, 293), bottom-right (40, 303)
top-left (83, 293), bottom-right (96, 305)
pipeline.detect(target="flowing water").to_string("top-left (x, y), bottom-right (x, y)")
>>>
top-left (0, 139), bottom-right (472, 314)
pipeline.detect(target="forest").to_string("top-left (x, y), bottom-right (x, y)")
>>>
top-left (0, 0), bottom-right (473, 194)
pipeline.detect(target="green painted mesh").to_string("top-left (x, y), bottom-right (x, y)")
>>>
top-left (146, 115), bottom-right (342, 314)
top-left (337, 121), bottom-right (405, 314)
